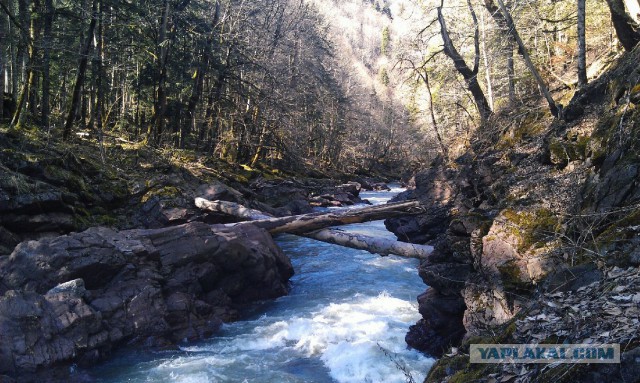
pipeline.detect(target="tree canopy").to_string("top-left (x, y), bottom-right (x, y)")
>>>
top-left (0, 0), bottom-right (638, 171)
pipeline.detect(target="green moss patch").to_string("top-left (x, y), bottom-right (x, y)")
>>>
top-left (497, 261), bottom-right (530, 291)
top-left (502, 208), bottom-right (562, 253)
top-left (141, 186), bottom-right (181, 203)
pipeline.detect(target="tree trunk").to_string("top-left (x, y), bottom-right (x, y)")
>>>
top-left (185, 1), bottom-right (219, 149)
top-left (27, 0), bottom-right (39, 120)
top-left (234, 199), bottom-right (422, 235)
top-left (577, 0), bottom-right (588, 88)
top-left (149, 0), bottom-right (171, 146)
top-left (196, 197), bottom-right (420, 234)
top-left (95, 0), bottom-right (105, 163)
top-left (42, 0), bottom-right (53, 129)
top-left (606, 0), bottom-right (640, 51)
top-left (0, 10), bottom-right (5, 119)
top-left (494, 0), bottom-right (560, 117)
top-left (9, 0), bottom-right (33, 129)
top-left (250, 124), bottom-right (267, 167)
top-left (416, 69), bottom-right (447, 157)
top-left (483, 0), bottom-right (516, 103)
top-left (63, 0), bottom-right (98, 140)
top-left (195, 198), bottom-right (433, 259)
top-left (507, 44), bottom-right (516, 103)
top-left (437, 0), bottom-right (493, 123)
top-left (481, 10), bottom-right (494, 110)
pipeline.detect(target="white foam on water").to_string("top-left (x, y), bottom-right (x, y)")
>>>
top-left (181, 292), bottom-right (433, 383)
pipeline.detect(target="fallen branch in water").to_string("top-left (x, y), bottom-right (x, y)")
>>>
top-left (195, 198), bottom-right (432, 259)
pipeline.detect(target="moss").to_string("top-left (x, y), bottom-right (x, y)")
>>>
top-left (496, 112), bottom-right (547, 149)
top-left (540, 335), bottom-right (563, 344)
top-left (448, 366), bottom-right (490, 383)
top-left (548, 139), bottom-right (567, 165)
top-left (425, 321), bottom-right (520, 381)
top-left (72, 207), bottom-right (92, 230)
top-left (141, 186), bottom-right (181, 203)
top-left (630, 83), bottom-right (640, 101)
top-left (575, 135), bottom-right (590, 157)
top-left (593, 209), bottom-right (640, 265)
top-left (94, 215), bottom-right (119, 226)
top-left (462, 320), bottom-right (517, 350)
top-left (497, 261), bottom-right (530, 291)
top-left (425, 355), bottom-right (469, 382)
top-left (502, 208), bottom-right (561, 252)
top-left (549, 135), bottom-right (589, 166)
top-left (426, 354), bottom-right (498, 383)
top-left (44, 165), bottom-right (89, 193)
top-left (597, 209), bottom-right (640, 243)
top-left (590, 107), bottom-right (640, 166)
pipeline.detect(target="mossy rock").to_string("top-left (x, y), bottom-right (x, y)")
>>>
top-left (425, 355), bottom-right (470, 382)
top-left (426, 354), bottom-right (498, 383)
top-left (141, 186), bottom-right (181, 203)
top-left (596, 208), bottom-right (640, 244)
top-left (590, 107), bottom-right (640, 166)
top-left (496, 112), bottom-right (547, 149)
top-left (591, 208), bottom-right (640, 265)
top-left (497, 260), bottom-right (531, 291)
top-left (43, 165), bottom-right (89, 193)
top-left (501, 208), bottom-right (562, 253)
top-left (548, 135), bottom-right (589, 166)
top-left (461, 320), bottom-right (518, 350)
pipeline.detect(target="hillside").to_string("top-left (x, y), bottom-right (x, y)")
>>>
top-left (386, 44), bottom-right (640, 382)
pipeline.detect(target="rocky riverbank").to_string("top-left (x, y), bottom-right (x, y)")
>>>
top-left (0, 223), bottom-right (293, 382)
top-left (0, 129), bottom-right (394, 381)
top-left (385, 46), bottom-right (640, 382)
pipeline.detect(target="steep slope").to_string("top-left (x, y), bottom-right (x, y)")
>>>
top-left (386, 45), bottom-right (640, 382)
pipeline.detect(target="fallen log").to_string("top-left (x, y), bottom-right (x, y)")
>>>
top-left (302, 229), bottom-right (433, 259)
top-left (195, 198), bottom-right (433, 259)
top-left (228, 199), bottom-right (423, 235)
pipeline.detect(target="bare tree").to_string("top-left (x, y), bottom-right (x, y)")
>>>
top-left (437, 0), bottom-right (493, 123)
top-left (63, 0), bottom-right (98, 140)
top-left (606, 0), bottom-right (640, 51)
top-left (0, 8), bottom-right (5, 120)
top-left (577, 0), bottom-right (587, 88)
top-left (42, 0), bottom-right (54, 129)
top-left (493, 0), bottom-right (560, 117)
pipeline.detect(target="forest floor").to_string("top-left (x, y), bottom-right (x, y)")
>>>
top-left (0, 124), bottom-right (389, 254)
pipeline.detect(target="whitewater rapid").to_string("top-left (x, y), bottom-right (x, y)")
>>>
top-left (88, 185), bottom-right (434, 382)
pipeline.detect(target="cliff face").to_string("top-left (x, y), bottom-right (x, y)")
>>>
top-left (387, 47), bottom-right (640, 381)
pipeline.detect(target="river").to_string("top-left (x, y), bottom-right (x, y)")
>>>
top-left (87, 185), bottom-right (434, 382)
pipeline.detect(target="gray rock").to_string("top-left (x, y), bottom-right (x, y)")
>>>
top-left (46, 279), bottom-right (87, 298)
top-left (0, 222), bottom-right (293, 378)
top-left (196, 181), bottom-right (244, 203)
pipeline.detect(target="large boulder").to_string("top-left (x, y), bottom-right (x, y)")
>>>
top-left (250, 179), bottom-right (313, 215)
top-left (0, 222), bottom-right (293, 379)
top-left (385, 165), bottom-right (458, 244)
top-left (405, 289), bottom-right (466, 357)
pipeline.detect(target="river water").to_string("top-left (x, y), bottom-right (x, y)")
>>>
top-left (88, 186), bottom-right (434, 382)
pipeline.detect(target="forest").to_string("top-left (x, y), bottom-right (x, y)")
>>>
top-left (1, 0), bottom-right (638, 174)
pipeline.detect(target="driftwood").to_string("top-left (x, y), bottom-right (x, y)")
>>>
top-left (195, 198), bottom-right (433, 259)
top-left (228, 199), bottom-right (422, 235)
